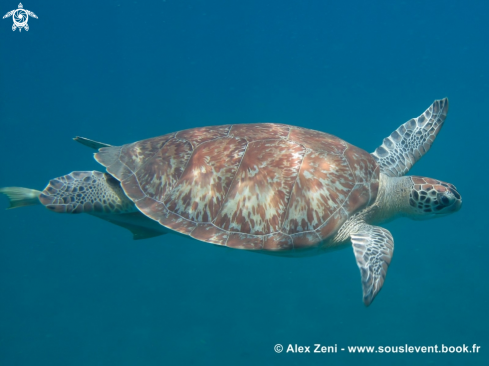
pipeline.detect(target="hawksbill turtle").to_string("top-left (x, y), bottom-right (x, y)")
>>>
top-left (0, 98), bottom-right (462, 305)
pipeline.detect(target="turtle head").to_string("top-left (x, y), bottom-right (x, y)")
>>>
top-left (405, 176), bottom-right (462, 219)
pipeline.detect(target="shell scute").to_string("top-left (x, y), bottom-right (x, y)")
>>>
top-left (288, 127), bottom-right (346, 154)
top-left (228, 123), bottom-right (290, 141)
top-left (263, 233), bottom-right (293, 251)
top-left (135, 196), bottom-right (169, 221)
top-left (176, 125), bottom-right (232, 147)
top-left (120, 133), bottom-right (175, 173)
top-left (227, 232), bottom-right (263, 250)
top-left (282, 149), bottom-right (353, 234)
top-left (121, 174), bottom-right (145, 201)
top-left (290, 231), bottom-right (322, 249)
top-left (158, 211), bottom-right (197, 235)
top-left (213, 139), bottom-right (305, 235)
top-left (344, 144), bottom-right (378, 184)
top-left (135, 138), bottom-right (193, 202)
top-left (96, 146), bottom-right (133, 181)
top-left (164, 137), bottom-right (247, 222)
top-left (190, 224), bottom-right (229, 245)
top-left (342, 184), bottom-right (370, 215)
top-left (316, 209), bottom-right (349, 241)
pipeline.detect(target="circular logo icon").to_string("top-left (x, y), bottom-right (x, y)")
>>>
top-left (274, 344), bottom-right (283, 353)
top-left (13, 9), bottom-right (28, 28)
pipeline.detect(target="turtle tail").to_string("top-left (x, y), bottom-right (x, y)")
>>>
top-left (0, 187), bottom-right (42, 209)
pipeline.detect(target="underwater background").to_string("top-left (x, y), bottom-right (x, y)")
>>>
top-left (0, 0), bottom-right (487, 365)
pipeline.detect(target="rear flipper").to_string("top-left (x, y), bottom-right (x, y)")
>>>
top-left (39, 171), bottom-right (135, 214)
top-left (1, 171), bottom-right (167, 240)
top-left (0, 187), bottom-right (42, 209)
top-left (93, 212), bottom-right (167, 240)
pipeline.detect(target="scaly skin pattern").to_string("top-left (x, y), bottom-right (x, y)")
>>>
top-left (39, 171), bottom-right (136, 214)
top-left (95, 123), bottom-right (380, 254)
top-left (409, 176), bottom-right (461, 214)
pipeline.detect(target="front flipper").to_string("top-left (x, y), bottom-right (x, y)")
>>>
top-left (2, 10), bottom-right (14, 18)
top-left (372, 98), bottom-right (448, 177)
top-left (351, 224), bottom-right (394, 306)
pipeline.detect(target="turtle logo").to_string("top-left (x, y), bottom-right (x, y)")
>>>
top-left (3, 3), bottom-right (37, 32)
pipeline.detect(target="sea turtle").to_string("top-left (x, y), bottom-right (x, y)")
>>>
top-left (2, 3), bottom-right (38, 32)
top-left (0, 98), bottom-right (462, 305)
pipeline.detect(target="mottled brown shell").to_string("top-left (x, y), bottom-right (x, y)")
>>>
top-left (95, 124), bottom-right (379, 252)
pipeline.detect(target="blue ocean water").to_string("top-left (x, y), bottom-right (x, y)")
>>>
top-left (0, 0), bottom-right (487, 365)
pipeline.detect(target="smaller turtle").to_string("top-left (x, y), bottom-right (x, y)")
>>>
top-left (3, 3), bottom-right (37, 32)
